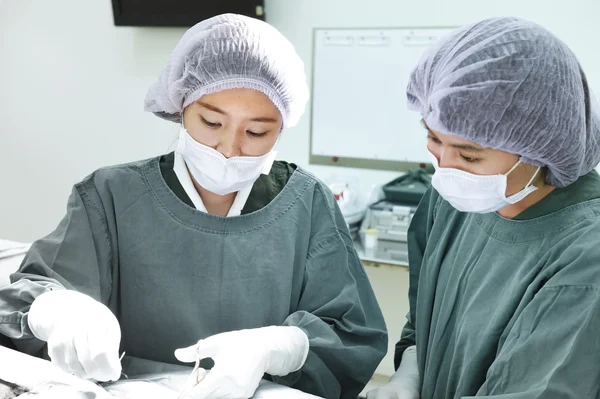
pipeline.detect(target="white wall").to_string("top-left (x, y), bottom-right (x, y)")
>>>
top-left (0, 0), bottom-right (185, 241)
top-left (1, 0), bottom-right (599, 379)
top-left (1, 0), bottom-right (600, 241)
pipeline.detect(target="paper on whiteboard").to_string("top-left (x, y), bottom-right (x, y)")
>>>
top-left (311, 27), bottom-right (454, 164)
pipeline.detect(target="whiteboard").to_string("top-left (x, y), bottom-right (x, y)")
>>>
top-left (310, 27), bottom-right (454, 170)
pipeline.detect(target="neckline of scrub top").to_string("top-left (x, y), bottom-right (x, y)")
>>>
top-left (241, 161), bottom-right (298, 215)
top-left (513, 169), bottom-right (600, 220)
top-left (158, 152), bottom-right (298, 216)
top-left (472, 198), bottom-right (600, 243)
top-left (172, 152), bottom-right (253, 217)
top-left (142, 156), bottom-right (315, 235)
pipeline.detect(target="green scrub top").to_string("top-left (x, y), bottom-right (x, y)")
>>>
top-left (0, 155), bottom-right (388, 399)
top-left (396, 170), bottom-right (600, 398)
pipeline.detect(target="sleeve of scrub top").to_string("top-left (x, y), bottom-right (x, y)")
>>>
top-left (274, 185), bottom-right (388, 399)
top-left (463, 285), bottom-right (600, 398)
top-left (0, 179), bottom-right (114, 355)
top-left (394, 187), bottom-right (437, 369)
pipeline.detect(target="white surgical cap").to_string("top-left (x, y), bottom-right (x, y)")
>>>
top-left (144, 14), bottom-right (309, 129)
top-left (408, 17), bottom-right (600, 187)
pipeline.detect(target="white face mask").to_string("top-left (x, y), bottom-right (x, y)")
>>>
top-left (176, 126), bottom-right (277, 196)
top-left (428, 151), bottom-right (541, 214)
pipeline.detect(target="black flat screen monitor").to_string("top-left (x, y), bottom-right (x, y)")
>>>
top-left (111, 0), bottom-right (265, 27)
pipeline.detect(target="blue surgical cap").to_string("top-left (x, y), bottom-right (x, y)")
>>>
top-left (144, 14), bottom-right (309, 129)
top-left (408, 17), bottom-right (600, 187)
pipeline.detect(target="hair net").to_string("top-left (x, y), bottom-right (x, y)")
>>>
top-left (144, 14), bottom-right (309, 129)
top-left (407, 17), bottom-right (600, 187)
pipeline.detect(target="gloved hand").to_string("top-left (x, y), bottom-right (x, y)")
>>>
top-left (28, 289), bottom-right (122, 382)
top-left (175, 326), bottom-right (309, 399)
top-left (366, 346), bottom-right (420, 399)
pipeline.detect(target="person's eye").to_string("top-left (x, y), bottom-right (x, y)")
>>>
top-left (247, 130), bottom-right (267, 138)
top-left (201, 117), bottom-right (221, 128)
top-left (427, 135), bottom-right (441, 144)
top-left (460, 154), bottom-right (480, 163)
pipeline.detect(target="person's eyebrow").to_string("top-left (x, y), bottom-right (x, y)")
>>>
top-left (197, 101), bottom-right (227, 115)
top-left (450, 143), bottom-right (485, 153)
top-left (422, 119), bottom-right (485, 153)
top-left (249, 116), bottom-right (279, 123)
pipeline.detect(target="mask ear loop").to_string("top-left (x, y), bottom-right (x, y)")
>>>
top-left (523, 167), bottom-right (542, 189)
top-left (505, 164), bottom-right (542, 204)
top-left (504, 160), bottom-right (542, 189)
top-left (506, 157), bottom-right (542, 186)
top-left (504, 160), bottom-right (522, 176)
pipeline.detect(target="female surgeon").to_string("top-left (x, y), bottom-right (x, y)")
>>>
top-left (368, 17), bottom-right (600, 399)
top-left (0, 14), bottom-right (387, 399)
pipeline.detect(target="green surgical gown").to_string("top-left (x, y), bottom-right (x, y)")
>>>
top-left (0, 155), bottom-right (388, 399)
top-left (395, 170), bottom-right (600, 398)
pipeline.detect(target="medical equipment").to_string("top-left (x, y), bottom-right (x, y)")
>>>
top-left (0, 346), bottom-right (323, 399)
top-left (382, 168), bottom-right (431, 205)
top-left (363, 229), bottom-right (379, 250)
top-left (359, 169), bottom-right (428, 247)
top-left (362, 201), bottom-right (416, 243)
top-left (0, 374), bottom-right (324, 399)
top-left (358, 201), bottom-right (416, 264)
top-left (174, 326), bottom-right (309, 399)
top-left (328, 179), bottom-right (367, 234)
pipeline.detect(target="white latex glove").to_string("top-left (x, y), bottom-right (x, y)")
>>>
top-left (174, 326), bottom-right (309, 399)
top-left (366, 346), bottom-right (420, 399)
top-left (28, 290), bottom-right (122, 382)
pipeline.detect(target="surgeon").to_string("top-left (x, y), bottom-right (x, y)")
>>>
top-left (0, 14), bottom-right (387, 399)
top-left (368, 17), bottom-right (600, 398)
